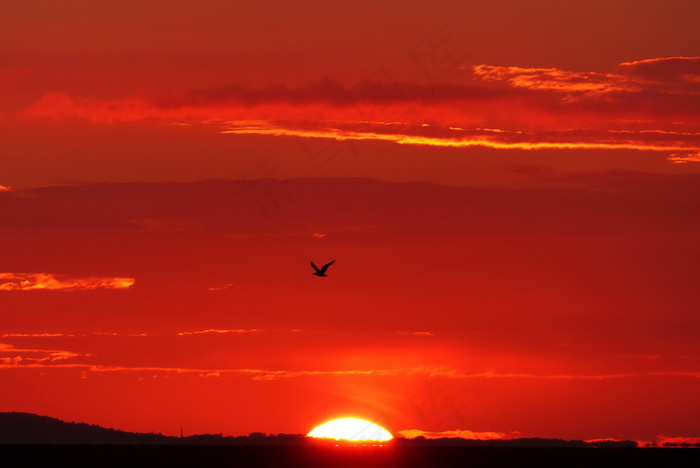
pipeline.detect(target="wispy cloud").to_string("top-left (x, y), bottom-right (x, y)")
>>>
top-left (451, 370), bottom-right (700, 380)
top-left (0, 273), bottom-right (135, 291)
top-left (399, 331), bottom-right (436, 337)
top-left (19, 57), bottom-right (700, 158)
top-left (0, 333), bottom-right (76, 338)
top-left (397, 429), bottom-right (514, 440)
top-left (1, 329), bottom-right (302, 339)
top-left (471, 65), bottom-right (641, 94)
top-left (0, 342), bottom-right (88, 366)
top-left (220, 121), bottom-right (699, 153)
top-left (473, 56), bottom-right (700, 95)
top-left (2, 349), bottom-right (698, 382)
top-left (654, 435), bottom-right (700, 446)
top-left (206, 283), bottom-right (236, 291)
top-left (175, 329), bottom-right (262, 336)
top-left (667, 152), bottom-right (700, 163)
top-left (618, 56), bottom-right (700, 85)
top-left (0, 360), bottom-right (435, 380)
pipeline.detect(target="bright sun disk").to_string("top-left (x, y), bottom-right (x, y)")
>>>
top-left (307, 418), bottom-right (393, 442)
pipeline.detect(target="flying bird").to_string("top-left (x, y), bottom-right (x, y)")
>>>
top-left (311, 260), bottom-right (335, 277)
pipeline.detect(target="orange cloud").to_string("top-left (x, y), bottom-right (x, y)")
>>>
top-left (0, 360), bottom-right (438, 380)
top-left (5, 352), bottom-right (697, 382)
top-left (0, 342), bottom-right (87, 366)
top-left (397, 429), bottom-right (513, 440)
top-left (619, 56), bottom-right (700, 83)
top-left (207, 283), bottom-right (237, 291)
top-left (0, 273), bottom-right (135, 291)
top-left (0, 333), bottom-right (75, 338)
top-left (18, 57), bottom-right (700, 158)
top-left (220, 120), bottom-right (700, 153)
top-left (668, 152), bottom-right (700, 164)
top-left (655, 435), bottom-right (700, 446)
top-left (471, 65), bottom-right (641, 94)
top-left (0, 329), bottom-right (302, 339)
top-left (176, 329), bottom-right (261, 336)
top-left (452, 370), bottom-right (700, 380)
top-left (474, 56), bottom-right (700, 96)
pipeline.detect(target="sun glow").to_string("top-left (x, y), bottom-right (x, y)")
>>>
top-left (307, 418), bottom-right (393, 442)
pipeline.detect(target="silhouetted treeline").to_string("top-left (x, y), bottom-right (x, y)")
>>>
top-left (0, 412), bottom-right (638, 448)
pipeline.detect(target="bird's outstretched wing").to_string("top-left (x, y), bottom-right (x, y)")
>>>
top-left (310, 262), bottom-right (322, 273)
top-left (320, 260), bottom-right (335, 274)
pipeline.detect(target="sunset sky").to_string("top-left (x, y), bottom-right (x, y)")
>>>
top-left (1, 1), bottom-right (699, 445)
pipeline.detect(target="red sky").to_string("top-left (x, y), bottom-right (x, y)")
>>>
top-left (1, 1), bottom-right (699, 444)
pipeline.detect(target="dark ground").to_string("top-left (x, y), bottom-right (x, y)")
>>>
top-left (1, 445), bottom-right (698, 468)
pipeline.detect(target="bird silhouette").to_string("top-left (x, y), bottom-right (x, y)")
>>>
top-left (311, 260), bottom-right (335, 277)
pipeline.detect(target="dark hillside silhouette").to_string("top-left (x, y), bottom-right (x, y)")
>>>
top-left (4, 413), bottom-right (699, 468)
top-left (0, 412), bottom-right (171, 445)
top-left (0, 412), bottom-right (639, 448)
top-left (0, 412), bottom-right (305, 445)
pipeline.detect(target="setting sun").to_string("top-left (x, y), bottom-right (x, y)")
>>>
top-left (307, 418), bottom-right (393, 442)
top-left (1, 0), bottom-right (699, 455)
